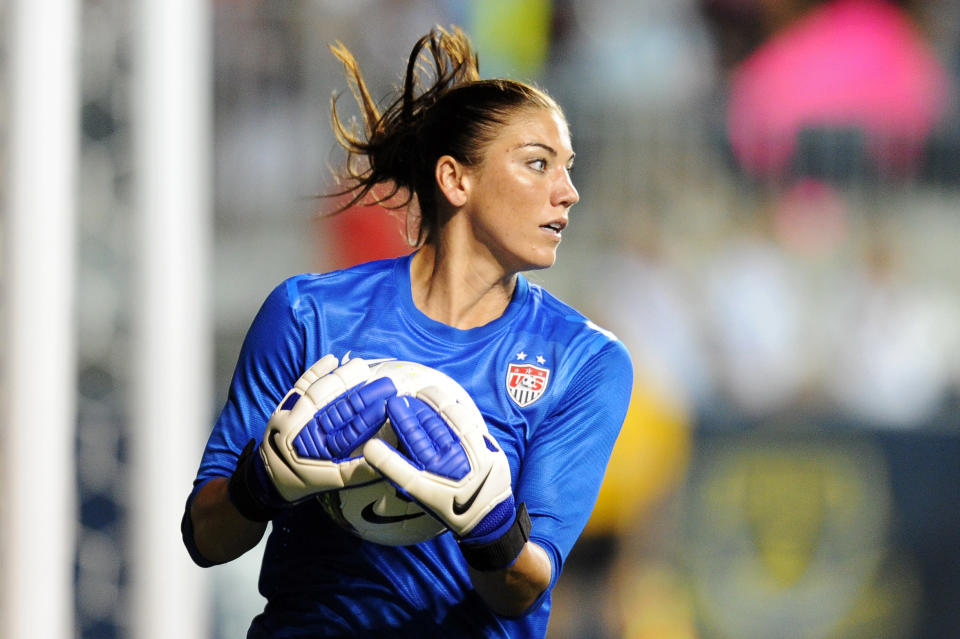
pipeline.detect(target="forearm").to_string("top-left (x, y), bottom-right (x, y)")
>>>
top-left (189, 477), bottom-right (268, 564)
top-left (468, 541), bottom-right (551, 617)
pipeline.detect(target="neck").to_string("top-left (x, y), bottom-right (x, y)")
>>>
top-left (409, 243), bottom-right (517, 330)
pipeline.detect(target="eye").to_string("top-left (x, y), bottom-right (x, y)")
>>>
top-left (528, 158), bottom-right (547, 172)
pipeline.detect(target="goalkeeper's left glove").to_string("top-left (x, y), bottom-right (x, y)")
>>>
top-left (362, 386), bottom-right (531, 571)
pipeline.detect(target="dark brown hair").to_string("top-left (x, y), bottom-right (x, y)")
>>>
top-left (327, 26), bottom-right (562, 246)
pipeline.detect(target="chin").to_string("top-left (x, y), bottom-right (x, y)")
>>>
top-left (501, 245), bottom-right (558, 274)
top-left (522, 252), bottom-right (558, 272)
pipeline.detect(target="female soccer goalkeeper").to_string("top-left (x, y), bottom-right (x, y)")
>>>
top-left (183, 25), bottom-right (632, 638)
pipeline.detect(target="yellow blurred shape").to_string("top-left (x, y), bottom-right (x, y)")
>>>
top-left (617, 561), bottom-right (699, 639)
top-left (469, 0), bottom-right (552, 79)
top-left (585, 380), bottom-right (692, 537)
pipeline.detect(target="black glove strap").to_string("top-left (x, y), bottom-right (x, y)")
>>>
top-left (460, 503), bottom-right (532, 572)
top-left (227, 439), bottom-right (277, 522)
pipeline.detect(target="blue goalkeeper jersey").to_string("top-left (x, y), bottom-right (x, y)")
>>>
top-left (190, 252), bottom-right (633, 638)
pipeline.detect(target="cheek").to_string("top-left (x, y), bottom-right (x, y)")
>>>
top-left (492, 177), bottom-right (541, 215)
top-left (470, 166), bottom-right (543, 235)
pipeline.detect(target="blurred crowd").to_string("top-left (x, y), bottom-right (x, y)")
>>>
top-left (212, 0), bottom-right (960, 424)
top-left (61, 0), bottom-right (960, 637)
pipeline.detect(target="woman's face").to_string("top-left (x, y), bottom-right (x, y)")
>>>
top-left (462, 107), bottom-right (579, 274)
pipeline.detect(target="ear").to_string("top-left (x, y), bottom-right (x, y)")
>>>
top-left (435, 155), bottom-right (470, 208)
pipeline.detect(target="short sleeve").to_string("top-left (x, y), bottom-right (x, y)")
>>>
top-left (192, 278), bottom-right (309, 486)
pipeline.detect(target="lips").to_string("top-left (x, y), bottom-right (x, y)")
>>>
top-left (540, 218), bottom-right (567, 235)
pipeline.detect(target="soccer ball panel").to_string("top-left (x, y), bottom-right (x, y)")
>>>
top-left (318, 479), bottom-right (445, 546)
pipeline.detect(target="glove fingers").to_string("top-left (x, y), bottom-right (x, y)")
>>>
top-left (386, 396), bottom-right (434, 467)
top-left (329, 377), bottom-right (397, 456)
top-left (416, 385), bottom-right (458, 414)
top-left (333, 358), bottom-right (376, 389)
top-left (417, 385), bottom-right (482, 439)
top-left (363, 437), bottom-right (421, 491)
top-left (300, 357), bottom-right (374, 407)
top-left (294, 355), bottom-right (374, 397)
top-left (353, 377), bottom-right (398, 421)
top-left (282, 389), bottom-right (326, 430)
top-left (302, 368), bottom-right (359, 409)
top-left (386, 396), bottom-right (470, 480)
top-left (421, 404), bottom-right (458, 450)
top-left (337, 456), bottom-right (382, 488)
top-left (261, 357), bottom-right (395, 500)
top-left (293, 354), bottom-right (340, 393)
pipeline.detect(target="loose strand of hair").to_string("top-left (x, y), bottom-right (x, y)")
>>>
top-left (322, 26), bottom-right (481, 225)
top-left (329, 41), bottom-right (381, 131)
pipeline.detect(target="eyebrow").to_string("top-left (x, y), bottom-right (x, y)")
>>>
top-left (516, 142), bottom-right (576, 164)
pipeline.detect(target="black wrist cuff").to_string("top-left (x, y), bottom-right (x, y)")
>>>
top-left (460, 503), bottom-right (532, 572)
top-left (228, 439), bottom-right (277, 522)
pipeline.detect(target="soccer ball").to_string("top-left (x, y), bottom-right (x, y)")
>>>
top-left (317, 360), bottom-right (476, 546)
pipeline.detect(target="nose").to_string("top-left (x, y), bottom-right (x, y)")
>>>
top-left (553, 168), bottom-right (579, 209)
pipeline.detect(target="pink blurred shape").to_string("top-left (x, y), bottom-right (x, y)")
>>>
top-left (728, 0), bottom-right (951, 177)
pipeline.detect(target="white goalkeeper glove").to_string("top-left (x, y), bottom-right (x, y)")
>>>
top-left (228, 354), bottom-right (396, 521)
top-left (363, 386), bottom-right (531, 570)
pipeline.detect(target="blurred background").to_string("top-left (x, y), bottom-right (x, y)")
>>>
top-left (2, 0), bottom-right (960, 637)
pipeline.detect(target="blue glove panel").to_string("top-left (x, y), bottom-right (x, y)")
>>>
top-left (385, 396), bottom-right (471, 480)
top-left (293, 377), bottom-right (397, 460)
top-left (461, 497), bottom-right (516, 544)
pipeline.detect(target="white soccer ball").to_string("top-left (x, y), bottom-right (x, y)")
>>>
top-left (316, 359), bottom-right (475, 546)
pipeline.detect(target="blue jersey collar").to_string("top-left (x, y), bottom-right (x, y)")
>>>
top-left (394, 251), bottom-right (529, 345)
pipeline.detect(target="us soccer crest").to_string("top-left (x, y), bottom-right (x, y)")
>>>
top-left (506, 357), bottom-right (550, 407)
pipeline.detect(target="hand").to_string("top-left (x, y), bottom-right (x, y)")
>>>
top-left (363, 386), bottom-right (531, 569)
top-left (228, 354), bottom-right (397, 521)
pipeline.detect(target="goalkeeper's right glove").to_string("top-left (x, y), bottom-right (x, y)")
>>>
top-left (228, 354), bottom-right (397, 522)
top-left (363, 386), bottom-right (531, 571)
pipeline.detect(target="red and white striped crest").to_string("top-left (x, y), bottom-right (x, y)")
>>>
top-left (506, 363), bottom-right (550, 407)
